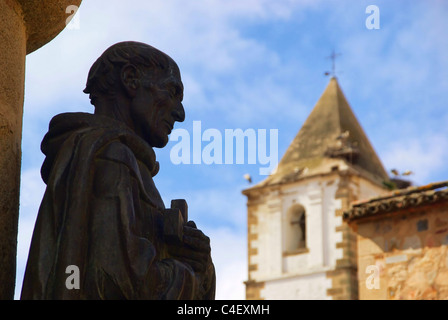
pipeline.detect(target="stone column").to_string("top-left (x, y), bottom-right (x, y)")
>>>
top-left (0, 0), bottom-right (82, 299)
top-left (0, 0), bottom-right (27, 301)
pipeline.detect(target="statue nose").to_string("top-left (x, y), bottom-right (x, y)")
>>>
top-left (172, 102), bottom-right (185, 122)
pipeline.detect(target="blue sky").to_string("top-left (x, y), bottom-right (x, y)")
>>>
top-left (16, 0), bottom-right (448, 299)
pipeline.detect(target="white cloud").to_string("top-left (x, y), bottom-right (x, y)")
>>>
top-left (160, 176), bottom-right (249, 230)
top-left (381, 133), bottom-right (448, 185)
top-left (15, 168), bottom-right (45, 299)
top-left (15, 215), bottom-right (36, 300)
top-left (209, 228), bottom-right (247, 300)
top-left (23, 0), bottom-right (316, 125)
top-left (19, 169), bottom-right (45, 211)
top-left (340, 3), bottom-right (448, 100)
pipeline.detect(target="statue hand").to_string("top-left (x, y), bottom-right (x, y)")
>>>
top-left (166, 220), bottom-right (215, 298)
top-left (167, 221), bottom-right (212, 273)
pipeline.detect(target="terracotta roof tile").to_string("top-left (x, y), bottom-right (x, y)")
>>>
top-left (343, 181), bottom-right (448, 222)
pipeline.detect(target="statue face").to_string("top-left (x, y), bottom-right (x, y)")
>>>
top-left (130, 68), bottom-right (185, 148)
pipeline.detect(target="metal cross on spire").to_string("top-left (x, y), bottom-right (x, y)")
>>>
top-left (324, 50), bottom-right (341, 77)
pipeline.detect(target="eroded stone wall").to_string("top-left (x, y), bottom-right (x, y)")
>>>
top-left (356, 205), bottom-right (448, 299)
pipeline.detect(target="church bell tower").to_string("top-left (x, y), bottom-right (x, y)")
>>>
top-left (243, 77), bottom-right (389, 300)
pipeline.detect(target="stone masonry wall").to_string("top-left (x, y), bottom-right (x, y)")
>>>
top-left (326, 172), bottom-right (358, 300)
top-left (356, 203), bottom-right (448, 299)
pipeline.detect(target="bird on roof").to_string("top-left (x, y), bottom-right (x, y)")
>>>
top-left (391, 169), bottom-right (400, 176)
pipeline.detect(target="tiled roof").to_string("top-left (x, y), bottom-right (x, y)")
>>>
top-left (343, 181), bottom-right (448, 222)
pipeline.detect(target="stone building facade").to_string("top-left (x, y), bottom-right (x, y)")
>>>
top-left (344, 181), bottom-right (448, 300)
top-left (243, 77), bottom-right (389, 299)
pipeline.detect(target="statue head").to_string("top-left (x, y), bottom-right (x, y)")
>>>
top-left (83, 41), bottom-right (185, 148)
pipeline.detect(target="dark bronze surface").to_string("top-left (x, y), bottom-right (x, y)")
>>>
top-left (21, 42), bottom-right (215, 300)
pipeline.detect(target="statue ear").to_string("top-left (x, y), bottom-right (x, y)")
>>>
top-left (121, 64), bottom-right (139, 97)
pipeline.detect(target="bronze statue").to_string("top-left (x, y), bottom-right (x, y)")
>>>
top-left (21, 41), bottom-right (216, 300)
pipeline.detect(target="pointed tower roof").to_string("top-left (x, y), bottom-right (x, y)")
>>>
top-left (247, 77), bottom-right (388, 191)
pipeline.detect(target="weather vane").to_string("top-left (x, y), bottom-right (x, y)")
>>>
top-left (324, 49), bottom-right (341, 77)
